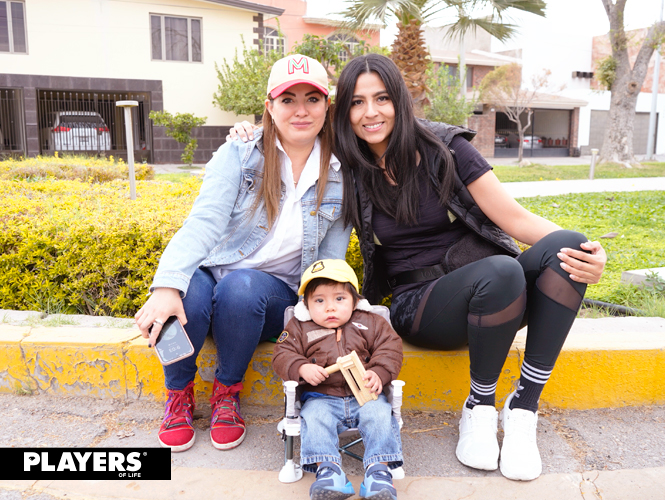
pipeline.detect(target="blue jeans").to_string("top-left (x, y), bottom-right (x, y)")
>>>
top-left (299, 394), bottom-right (403, 472)
top-left (164, 267), bottom-right (297, 390)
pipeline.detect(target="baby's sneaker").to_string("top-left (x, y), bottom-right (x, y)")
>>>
top-left (309, 462), bottom-right (355, 500)
top-left (359, 463), bottom-right (397, 500)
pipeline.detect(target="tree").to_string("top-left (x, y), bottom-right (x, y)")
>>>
top-left (213, 39), bottom-right (283, 119)
top-left (149, 111), bottom-right (207, 165)
top-left (480, 63), bottom-right (551, 165)
top-left (340, 0), bottom-right (546, 116)
top-left (424, 63), bottom-right (478, 125)
top-left (291, 34), bottom-right (381, 85)
top-left (598, 0), bottom-right (665, 166)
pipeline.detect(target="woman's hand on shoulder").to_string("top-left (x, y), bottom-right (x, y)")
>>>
top-left (226, 121), bottom-right (258, 143)
top-left (558, 240), bottom-right (607, 285)
top-left (134, 288), bottom-right (187, 348)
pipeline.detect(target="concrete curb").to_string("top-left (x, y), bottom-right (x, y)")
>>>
top-left (2, 465), bottom-right (665, 500)
top-left (1, 316), bottom-right (663, 411)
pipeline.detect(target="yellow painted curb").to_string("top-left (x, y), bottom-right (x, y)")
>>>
top-left (1, 318), bottom-right (663, 410)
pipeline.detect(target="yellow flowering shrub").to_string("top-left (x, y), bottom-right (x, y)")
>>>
top-left (0, 177), bottom-right (199, 317)
top-left (0, 154), bottom-right (154, 183)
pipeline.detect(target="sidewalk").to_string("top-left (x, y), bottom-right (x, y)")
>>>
top-left (1, 310), bottom-right (664, 500)
top-left (151, 153), bottom-right (665, 174)
top-left (0, 389), bottom-right (663, 499)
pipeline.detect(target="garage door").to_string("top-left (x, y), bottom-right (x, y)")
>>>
top-left (588, 110), bottom-right (658, 154)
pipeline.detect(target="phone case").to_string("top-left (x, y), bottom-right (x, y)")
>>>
top-left (153, 317), bottom-right (195, 366)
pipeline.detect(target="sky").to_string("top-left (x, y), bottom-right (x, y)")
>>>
top-left (307, 0), bottom-right (664, 47)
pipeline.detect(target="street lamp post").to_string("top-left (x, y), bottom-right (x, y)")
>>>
top-left (645, 0), bottom-right (664, 161)
top-left (116, 100), bottom-right (139, 200)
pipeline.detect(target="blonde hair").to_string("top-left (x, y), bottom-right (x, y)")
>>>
top-left (255, 98), bottom-right (333, 229)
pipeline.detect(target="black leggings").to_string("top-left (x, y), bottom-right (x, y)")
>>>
top-left (391, 230), bottom-right (588, 382)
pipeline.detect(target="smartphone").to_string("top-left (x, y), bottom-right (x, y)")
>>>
top-left (152, 317), bottom-right (195, 366)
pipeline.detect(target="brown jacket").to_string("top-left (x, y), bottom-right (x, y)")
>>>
top-left (272, 309), bottom-right (403, 398)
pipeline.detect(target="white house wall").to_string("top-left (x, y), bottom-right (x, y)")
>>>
top-left (568, 89), bottom-right (665, 155)
top-left (1, 0), bottom-right (256, 126)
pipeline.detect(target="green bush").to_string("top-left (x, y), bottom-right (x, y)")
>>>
top-left (0, 177), bottom-right (199, 317)
top-left (0, 154), bottom-right (154, 182)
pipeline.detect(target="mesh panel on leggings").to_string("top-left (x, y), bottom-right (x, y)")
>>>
top-left (467, 288), bottom-right (526, 328)
top-left (536, 267), bottom-right (583, 311)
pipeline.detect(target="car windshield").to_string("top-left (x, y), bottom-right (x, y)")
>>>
top-left (60, 115), bottom-right (105, 127)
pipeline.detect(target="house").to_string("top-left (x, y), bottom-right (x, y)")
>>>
top-left (425, 26), bottom-right (587, 159)
top-left (0, 0), bottom-right (284, 163)
top-left (258, 0), bottom-right (380, 61)
top-left (486, 1), bottom-right (665, 159)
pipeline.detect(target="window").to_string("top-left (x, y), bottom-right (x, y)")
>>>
top-left (444, 65), bottom-right (474, 89)
top-left (0, 1), bottom-right (27, 53)
top-left (150, 14), bottom-right (201, 62)
top-left (263, 27), bottom-right (284, 55)
top-left (327, 34), bottom-right (359, 63)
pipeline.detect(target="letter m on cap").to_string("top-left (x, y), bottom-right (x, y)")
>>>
top-left (288, 57), bottom-right (309, 75)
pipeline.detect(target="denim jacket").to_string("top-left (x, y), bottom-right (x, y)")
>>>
top-left (151, 129), bottom-right (351, 296)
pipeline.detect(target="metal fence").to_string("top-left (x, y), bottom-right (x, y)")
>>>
top-left (37, 90), bottom-right (152, 162)
top-left (0, 88), bottom-right (26, 157)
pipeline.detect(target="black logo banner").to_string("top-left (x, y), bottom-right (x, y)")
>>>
top-left (2, 448), bottom-right (171, 480)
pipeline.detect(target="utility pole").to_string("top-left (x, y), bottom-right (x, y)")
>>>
top-left (645, 0), bottom-right (664, 161)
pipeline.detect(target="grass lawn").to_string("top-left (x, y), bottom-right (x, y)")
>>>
top-left (494, 162), bottom-right (665, 183)
top-left (154, 172), bottom-right (198, 183)
top-left (518, 190), bottom-right (665, 317)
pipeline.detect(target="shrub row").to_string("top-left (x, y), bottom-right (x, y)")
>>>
top-left (0, 176), bottom-right (368, 317)
top-left (0, 154), bottom-right (154, 183)
top-left (0, 177), bottom-right (198, 317)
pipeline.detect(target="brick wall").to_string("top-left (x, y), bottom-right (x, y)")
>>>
top-left (467, 104), bottom-right (496, 158)
top-left (569, 107), bottom-right (580, 155)
top-left (152, 125), bottom-right (231, 164)
top-left (471, 65), bottom-right (493, 88)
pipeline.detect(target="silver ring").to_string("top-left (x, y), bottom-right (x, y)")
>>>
top-left (153, 319), bottom-right (164, 326)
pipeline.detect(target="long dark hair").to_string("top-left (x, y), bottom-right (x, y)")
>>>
top-left (334, 54), bottom-right (456, 228)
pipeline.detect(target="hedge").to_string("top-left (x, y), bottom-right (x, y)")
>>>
top-left (0, 176), bottom-right (369, 317)
top-left (0, 154), bottom-right (154, 183)
top-left (0, 178), bottom-right (199, 317)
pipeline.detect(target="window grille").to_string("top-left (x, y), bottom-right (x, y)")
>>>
top-left (264, 27), bottom-right (284, 55)
top-left (0, 88), bottom-right (25, 155)
top-left (327, 34), bottom-right (359, 63)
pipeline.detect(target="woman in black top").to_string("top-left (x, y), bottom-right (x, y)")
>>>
top-left (333, 54), bottom-right (607, 481)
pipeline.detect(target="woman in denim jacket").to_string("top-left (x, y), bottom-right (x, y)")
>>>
top-left (134, 55), bottom-right (351, 453)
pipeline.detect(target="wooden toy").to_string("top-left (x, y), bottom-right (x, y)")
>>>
top-left (325, 350), bottom-right (378, 406)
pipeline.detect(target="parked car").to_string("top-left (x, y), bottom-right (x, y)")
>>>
top-left (507, 134), bottom-right (544, 149)
top-left (494, 134), bottom-right (508, 148)
top-left (41, 111), bottom-right (111, 152)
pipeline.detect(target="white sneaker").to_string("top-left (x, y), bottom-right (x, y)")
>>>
top-left (499, 391), bottom-right (542, 481)
top-left (455, 399), bottom-right (499, 470)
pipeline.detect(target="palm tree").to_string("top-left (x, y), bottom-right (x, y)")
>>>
top-left (340, 0), bottom-right (547, 115)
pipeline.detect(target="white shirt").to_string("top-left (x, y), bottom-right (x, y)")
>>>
top-left (211, 137), bottom-right (340, 292)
